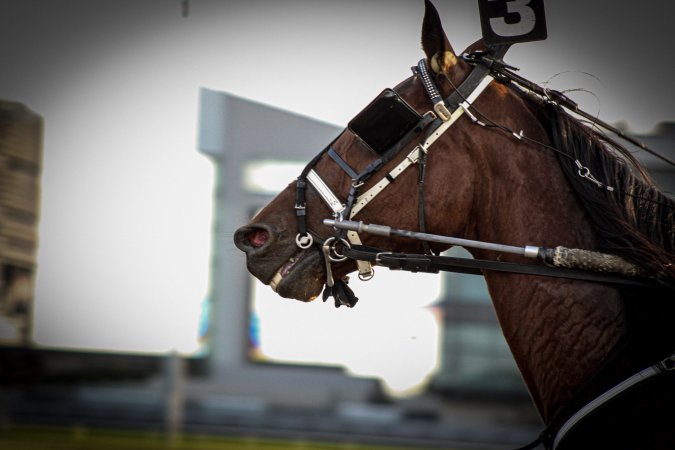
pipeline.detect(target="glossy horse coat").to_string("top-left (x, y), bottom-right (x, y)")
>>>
top-left (234, 2), bottom-right (674, 448)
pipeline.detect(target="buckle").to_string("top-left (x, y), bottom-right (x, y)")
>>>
top-left (323, 237), bottom-right (350, 262)
top-left (660, 352), bottom-right (675, 371)
top-left (357, 268), bottom-right (375, 281)
top-left (295, 233), bottom-right (313, 249)
top-left (434, 101), bottom-right (451, 122)
top-left (375, 252), bottom-right (393, 265)
top-left (405, 146), bottom-right (422, 164)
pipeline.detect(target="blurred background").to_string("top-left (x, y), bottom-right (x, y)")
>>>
top-left (1, 1), bottom-right (673, 449)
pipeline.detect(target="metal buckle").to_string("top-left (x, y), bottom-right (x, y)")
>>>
top-left (324, 237), bottom-right (350, 262)
top-left (660, 353), bottom-right (675, 371)
top-left (405, 146), bottom-right (422, 164)
top-left (423, 110), bottom-right (437, 120)
top-left (358, 268), bottom-right (375, 281)
top-left (295, 233), bottom-right (313, 249)
top-left (434, 101), bottom-right (451, 122)
top-left (375, 252), bottom-right (393, 265)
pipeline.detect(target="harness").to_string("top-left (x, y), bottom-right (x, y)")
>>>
top-left (291, 45), bottom-right (510, 307)
top-left (291, 44), bottom-right (670, 309)
top-left (286, 44), bottom-right (675, 449)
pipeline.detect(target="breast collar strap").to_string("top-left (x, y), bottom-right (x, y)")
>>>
top-left (550, 350), bottom-right (675, 449)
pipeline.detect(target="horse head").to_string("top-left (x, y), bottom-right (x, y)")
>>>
top-left (233, 1), bottom-right (675, 445)
top-left (234, 1), bottom-right (522, 302)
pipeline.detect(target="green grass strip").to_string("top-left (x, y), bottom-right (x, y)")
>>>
top-left (0, 425), bottom-right (432, 450)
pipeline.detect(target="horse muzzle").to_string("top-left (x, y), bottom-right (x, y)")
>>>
top-left (233, 223), bottom-right (325, 301)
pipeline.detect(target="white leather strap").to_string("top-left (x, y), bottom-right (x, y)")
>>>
top-left (350, 146), bottom-right (422, 219)
top-left (350, 75), bottom-right (494, 220)
top-left (307, 169), bottom-right (373, 278)
top-left (308, 75), bottom-right (494, 282)
top-left (307, 169), bottom-right (345, 215)
top-left (346, 231), bottom-right (374, 279)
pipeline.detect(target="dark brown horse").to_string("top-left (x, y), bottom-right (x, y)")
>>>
top-left (234, 2), bottom-right (674, 448)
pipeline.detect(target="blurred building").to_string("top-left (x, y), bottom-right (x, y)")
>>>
top-left (193, 88), bottom-right (674, 445)
top-left (1, 91), bottom-right (672, 449)
top-left (0, 100), bottom-right (42, 347)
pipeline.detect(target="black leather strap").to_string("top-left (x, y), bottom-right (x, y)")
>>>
top-left (417, 148), bottom-right (433, 255)
top-left (295, 134), bottom-right (342, 242)
top-left (343, 246), bottom-right (665, 289)
top-left (442, 44), bottom-right (510, 111)
top-left (328, 147), bottom-right (359, 180)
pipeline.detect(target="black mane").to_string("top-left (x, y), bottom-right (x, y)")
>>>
top-left (542, 102), bottom-right (675, 285)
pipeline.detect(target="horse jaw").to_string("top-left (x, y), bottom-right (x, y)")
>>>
top-left (267, 248), bottom-right (325, 301)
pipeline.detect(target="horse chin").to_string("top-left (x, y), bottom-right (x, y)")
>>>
top-left (269, 249), bottom-right (325, 301)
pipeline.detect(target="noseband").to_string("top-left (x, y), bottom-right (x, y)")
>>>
top-left (290, 46), bottom-right (509, 307)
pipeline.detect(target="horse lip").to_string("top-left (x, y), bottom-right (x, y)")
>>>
top-left (270, 247), bottom-right (314, 292)
top-left (270, 250), bottom-right (324, 301)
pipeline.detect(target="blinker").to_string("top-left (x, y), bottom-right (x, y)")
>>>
top-left (348, 88), bottom-right (423, 157)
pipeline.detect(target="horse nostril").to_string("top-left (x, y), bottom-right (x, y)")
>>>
top-left (247, 228), bottom-right (269, 248)
top-left (234, 224), bottom-right (274, 253)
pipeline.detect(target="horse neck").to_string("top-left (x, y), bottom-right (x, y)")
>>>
top-left (452, 106), bottom-right (627, 423)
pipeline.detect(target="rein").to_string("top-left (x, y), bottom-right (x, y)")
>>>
top-left (291, 44), bottom-right (672, 309)
top-left (323, 219), bottom-right (664, 290)
top-left (291, 45), bottom-right (510, 308)
top-left (284, 44), bottom-right (675, 449)
top-left (465, 50), bottom-right (675, 168)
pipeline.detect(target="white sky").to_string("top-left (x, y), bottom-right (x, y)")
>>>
top-left (1, 1), bottom-right (673, 357)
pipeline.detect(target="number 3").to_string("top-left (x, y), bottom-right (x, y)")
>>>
top-left (489, 0), bottom-right (536, 37)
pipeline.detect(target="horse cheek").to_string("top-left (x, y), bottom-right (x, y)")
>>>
top-left (426, 155), bottom-right (476, 239)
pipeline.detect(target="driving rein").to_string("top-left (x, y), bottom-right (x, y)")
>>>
top-left (289, 44), bottom-right (669, 310)
top-left (287, 45), bottom-right (675, 450)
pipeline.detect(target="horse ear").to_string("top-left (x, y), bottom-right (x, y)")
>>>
top-left (421, 0), bottom-right (458, 73)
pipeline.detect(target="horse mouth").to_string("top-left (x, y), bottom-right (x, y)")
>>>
top-left (268, 248), bottom-right (324, 301)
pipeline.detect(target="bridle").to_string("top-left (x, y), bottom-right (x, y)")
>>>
top-left (287, 43), bottom-right (673, 309)
top-left (283, 45), bottom-right (675, 450)
top-left (289, 45), bottom-right (510, 308)
top-left (272, 38), bottom-right (675, 450)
